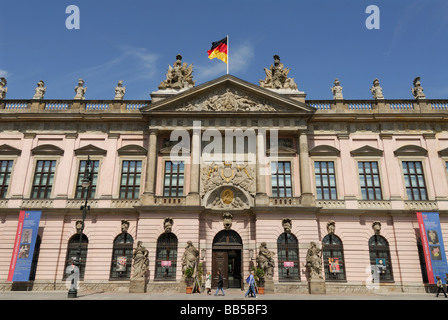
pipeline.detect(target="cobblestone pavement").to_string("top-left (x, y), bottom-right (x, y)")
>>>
top-left (0, 288), bottom-right (444, 300)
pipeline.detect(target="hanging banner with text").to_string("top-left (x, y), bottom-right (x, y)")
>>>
top-left (7, 210), bottom-right (42, 282)
top-left (416, 211), bottom-right (448, 284)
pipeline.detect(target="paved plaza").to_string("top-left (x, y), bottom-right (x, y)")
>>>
top-left (0, 288), bottom-right (444, 300)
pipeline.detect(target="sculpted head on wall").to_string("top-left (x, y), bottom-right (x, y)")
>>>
top-left (223, 212), bottom-right (233, 230)
top-left (326, 221), bottom-right (336, 235)
top-left (164, 217), bottom-right (174, 233)
top-left (282, 218), bottom-right (292, 233)
top-left (121, 219), bottom-right (130, 233)
top-left (372, 221), bottom-right (382, 235)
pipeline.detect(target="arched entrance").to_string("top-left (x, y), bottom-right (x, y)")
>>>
top-left (212, 230), bottom-right (242, 289)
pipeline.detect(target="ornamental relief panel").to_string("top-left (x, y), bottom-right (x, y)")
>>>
top-left (175, 87), bottom-right (277, 112)
top-left (201, 162), bottom-right (255, 209)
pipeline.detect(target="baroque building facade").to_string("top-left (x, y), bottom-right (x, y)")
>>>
top-left (0, 57), bottom-right (448, 294)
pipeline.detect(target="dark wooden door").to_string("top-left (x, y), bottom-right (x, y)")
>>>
top-left (212, 250), bottom-right (228, 288)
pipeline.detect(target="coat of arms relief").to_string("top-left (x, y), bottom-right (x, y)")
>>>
top-left (201, 162), bottom-right (255, 209)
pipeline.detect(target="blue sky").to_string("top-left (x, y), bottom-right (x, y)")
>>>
top-left (1, 0), bottom-right (448, 100)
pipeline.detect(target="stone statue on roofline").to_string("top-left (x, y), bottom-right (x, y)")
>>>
top-left (158, 54), bottom-right (195, 90)
top-left (331, 78), bottom-right (343, 100)
top-left (0, 77), bottom-right (7, 100)
top-left (411, 77), bottom-right (426, 99)
top-left (114, 80), bottom-right (126, 100)
top-left (74, 79), bottom-right (87, 100)
top-left (259, 55), bottom-right (298, 90)
top-left (370, 78), bottom-right (384, 100)
top-left (32, 80), bottom-right (47, 100)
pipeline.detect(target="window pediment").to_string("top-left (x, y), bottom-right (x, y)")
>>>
top-left (393, 145), bottom-right (427, 156)
top-left (350, 145), bottom-right (383, 157)
top-left (74, 144), bottom-right (107, 156)
top-left (117, 144), bottom-right (147, 156)
top-left (31, 144), bottom-right (64, 156)
top-left (309, 145), bottom-right (340, 157)
top-left (438, 147), bottom-right (448, 157)
top-left (0, 144), bottom-right (22, 156)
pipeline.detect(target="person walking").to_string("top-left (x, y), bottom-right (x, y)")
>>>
top-left (205, 271), bottom-right (212, 295)
top-left (245, 270), bottom-right (257, 298)
top-left (436, 276), bottom-right (447, 298)
top-left (214, 270), bottom-right (225, 296)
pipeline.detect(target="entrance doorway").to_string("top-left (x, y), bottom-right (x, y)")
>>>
top-left (212, 230), bottom-right (242, 289)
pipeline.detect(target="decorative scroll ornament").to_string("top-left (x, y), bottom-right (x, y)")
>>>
top-left (259, 55), bottom-right (298, 90)
top-left (158, 54), bottom-right (195, 90)
top-left (201, 162), bottom-right (255, 196)
top-left (176, 88), bottom-right (276, 112)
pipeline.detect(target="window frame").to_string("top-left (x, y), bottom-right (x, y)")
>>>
top-left (313, 160), bottom-right (338, 200)
top-left (400, 160), bottom-right (429, 201)
top-left (118, 159), bottom-right (143, 199)
top-left (29, 158), bottom-right (58, 199)
top-left (162, 160), bottom-right (185, 197)
top-left (0, 159), bottom-right (15, 199)
top-left (270, 161), bottom-right (293, 198)
top-left (357, 160), bottom-right (383, 200)
top-left (74, 158), bottom-right (101, 199)
top-left (109, 232), bottom-right (134, 280)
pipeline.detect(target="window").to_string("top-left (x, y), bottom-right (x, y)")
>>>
top-left (110, 233), bottom-right (134, 280)
top-left (75, 160), bottom-right (99, 199)
top-left (322, 234), bottom-right (346, 281)
top-left (314, 161), bottom-right (337, 200)
top-left (163, 161), bottom-right (184, 196)
top-left (368, 235), bottom-right (394, 283)
top-left (63, 233), bottom-right (89, 280)
top-left (155, 233), bottom-right (178, 280)
top-left (31, 160), bottom-right (56, 199)
top-left (119, 160), bottom-right (142, 199)
top-left (358, 161), bottom-right (382, 200)
top-left (271, 162), bottom-right (292, 197)
top-left (0, 160), bottom-right (13, 198)
top-left (277, 233), bottom-right (300, 281)
top-left (402, 161), bottom-right (427, 200)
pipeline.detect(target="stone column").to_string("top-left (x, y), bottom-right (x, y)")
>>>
top-left (255, 129), bottom-right (269, 205)
top-left (186, 128), bottom-right (200, 205)
top-left (298, 130), bottom-right (315, 205)
top-left (141, 129), bottom-right (158, 205)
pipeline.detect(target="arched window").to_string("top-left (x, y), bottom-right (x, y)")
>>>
top-left (155, 233), bottom-right (178, 280)
top-left (277, 233), bottom-right (300, 281)
top-left (110, 233), bottom-right (134, 280)
top-left (322, 234), bottom-right (346, 281)
top-left (368, 235), bottom-right (394, 282)
top-left (63, 233), bottom-right (89, 280)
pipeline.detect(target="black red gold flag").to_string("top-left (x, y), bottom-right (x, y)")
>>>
top-left (207, 37), bottom-right (228, 64)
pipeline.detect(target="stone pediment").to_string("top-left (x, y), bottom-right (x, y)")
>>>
top-left (74, 144), bottom-right (107, 156)
top-left (0, 144), bottom-right (21, 156)
top-left (309, 145), bottom-right (340, 157)
top-left (394, 145), bottom-right (428, 156)
top-left (142, 75), bottom-right (314, 114)
top-left (350, 145), bottom-right (383, 157)
top-left (31, 144), bottom-right (64, 156)
top-left (117, 144), bottom-right (148, 156)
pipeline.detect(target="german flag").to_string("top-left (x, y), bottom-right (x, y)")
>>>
top-left (207, 37), bottom-right (228, 64)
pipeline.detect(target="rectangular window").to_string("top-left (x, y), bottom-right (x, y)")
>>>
top-left (314, 161), bottom-right (337, 200)
top-left (119, 160), bottom-right (142, 199)
top-left (358, 161), bottom-right (382, 200)
top-left (31, 160), bottom-right (56, 199)
top-left (0, 160), bottom-right (13, 198)
top-left (163, 161), bottom-right (184, 196)
top-left (402, 161), bottom-right (428, 200)
top-left (75, 160), bottom-right (99, 199)
top-left (271, 161), bottom-right (292, 197)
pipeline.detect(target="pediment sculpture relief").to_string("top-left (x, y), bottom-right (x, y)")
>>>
top-left (175, 88), bottom-right (276, 112)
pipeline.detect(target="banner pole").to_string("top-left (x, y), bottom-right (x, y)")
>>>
top-left (227, 35), bottom-right (229, 75)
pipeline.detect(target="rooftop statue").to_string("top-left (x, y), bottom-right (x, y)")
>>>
top-left (114, 80), bottom-right (126, 100)
top-left (259, 55), bottom-right (298, 90)
top-left (158, 54), bottom-right (195, 90)
top-left (412, 77), bottom-right (426, 99)
top-left (74, 79), bottom-right (87, 100)
top-left (32, 80), bottom-right (47, 100)
top-left (370, 78), bottom-right (384, 100)
top-left (331, 78), bottom-right (343, 100)
top-left (0, 77), bottom-right (7, 100)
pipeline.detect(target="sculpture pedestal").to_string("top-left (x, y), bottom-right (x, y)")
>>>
top-left (263, 279), bottom-right (275, 294)
top-left (129, 278), bottom-right (147, 293)
top-left (308, 279), bottom-right (326, 294)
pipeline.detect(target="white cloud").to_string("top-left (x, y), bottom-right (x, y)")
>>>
top-left (0, 69), bottom-right (9, 78)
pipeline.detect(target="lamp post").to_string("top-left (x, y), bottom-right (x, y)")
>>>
top-left (68, 156), bottom-right (93, 298)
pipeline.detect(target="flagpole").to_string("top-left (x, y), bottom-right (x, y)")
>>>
top-left (227, 35), bottom-right (229, 75)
